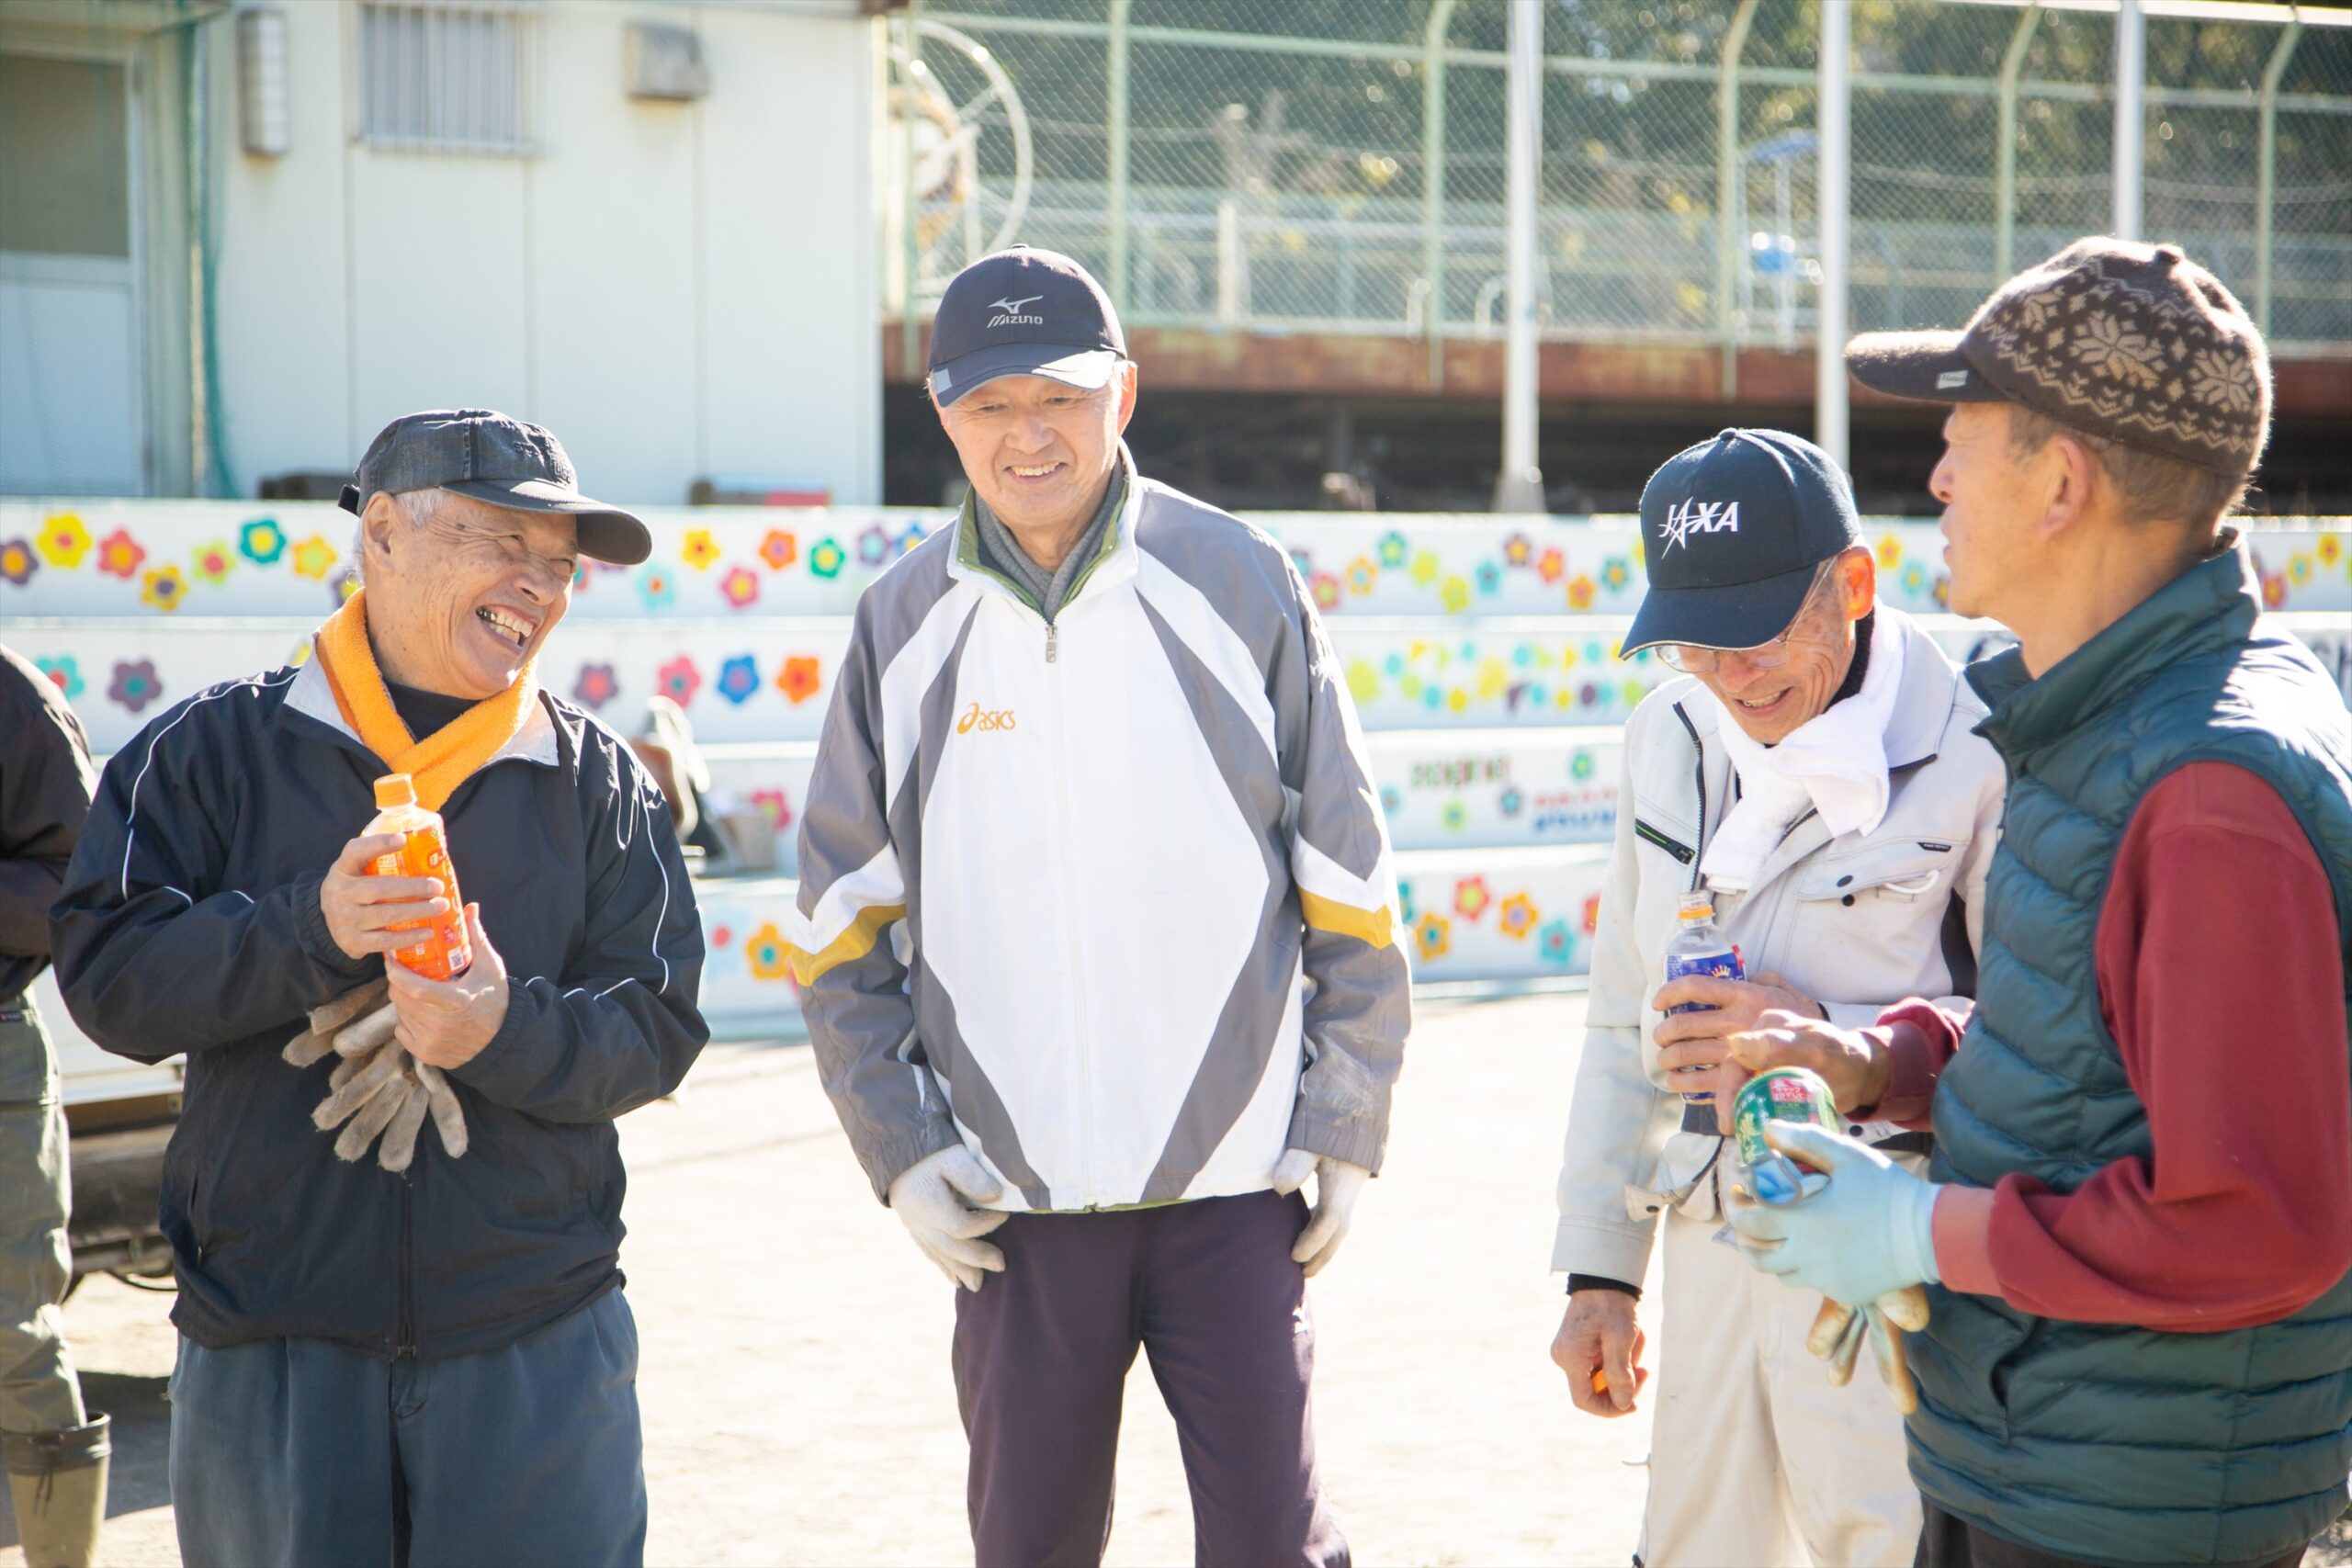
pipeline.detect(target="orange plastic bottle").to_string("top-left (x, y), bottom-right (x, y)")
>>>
top-left (363, 773), bottom-right (471, 980)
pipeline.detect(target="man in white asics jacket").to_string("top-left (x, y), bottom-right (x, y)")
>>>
top-left (792, 247), bottom-right (1408, 1568)
top-left (1548, 430), bottom-right (2003, 1568)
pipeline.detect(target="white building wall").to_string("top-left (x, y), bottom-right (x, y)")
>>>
top-left (213, 1), bottom-right (880, 506)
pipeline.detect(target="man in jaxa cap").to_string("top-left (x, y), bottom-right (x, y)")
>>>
top-left (795, 245), bottom-right (1409, 1564)
top-left (1547, 429), bottom-right (2005, 1565)
top-left (52, 409), bottom-right (704, 1566)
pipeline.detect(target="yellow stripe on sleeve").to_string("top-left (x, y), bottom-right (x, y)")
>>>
top-left (1298, 888), bottom-right (1395, 950)
top-left (787, 903), bottom-right (910, 986)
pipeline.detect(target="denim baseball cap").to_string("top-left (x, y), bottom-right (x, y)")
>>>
top-left (1620, 429), bottom-right (1863, 659)
top-left (338, 409), bottom-right (652, 566)
top-left (927, 246), bottom-right (1127, 407)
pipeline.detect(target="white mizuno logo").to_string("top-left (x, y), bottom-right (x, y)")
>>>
top-left (987, 294), bottom-right (1046, 327)
top-left (1660, 499), bottom-right (1740, 552)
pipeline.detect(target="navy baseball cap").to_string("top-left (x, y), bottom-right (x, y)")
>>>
top-left (928, 246), bottom-right (1127, 407)
top-left (1620, 429), bottom-right (1863, 658)
top-left (338, 409), bottom-right (651, 566)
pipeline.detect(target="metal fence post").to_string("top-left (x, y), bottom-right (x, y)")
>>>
top-left (1420, 0), bottom-right (1457, 390)
top-left (1106, 0), bottom-right (1132, 311)
top-left (1815, 0), bottom-right (1850, 469)
top-left (1716, 0), bottom-right (1758, 400)
top-left (2256, 17), bottom-right (2304, 337)
top-left (1996, 0), bottom-right (2042, 280)
top-left (2112, 0), bottom-right (2144, 240)
top-left (899, 6), bottom-right (923, 382)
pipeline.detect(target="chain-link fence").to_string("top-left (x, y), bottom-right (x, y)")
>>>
top-left (880, 0), bottom-right (2352, 355)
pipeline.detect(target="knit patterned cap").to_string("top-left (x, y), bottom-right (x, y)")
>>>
top-left (1845, 237), bottom-right (2270, 479)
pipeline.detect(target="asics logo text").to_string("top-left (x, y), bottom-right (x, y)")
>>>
top-left (956, 702), bottom-right (1017, 734)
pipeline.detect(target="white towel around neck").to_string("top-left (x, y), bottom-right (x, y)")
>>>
top-left (1698, 606), bottom-right (1907, 893)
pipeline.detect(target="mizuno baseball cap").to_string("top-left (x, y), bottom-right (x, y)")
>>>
top-left (339, 409), bottom-right (651, 566)
top-left (927, 246), bottom-right (1128, 407)
top-left (1620, 428), bottom-right (1863, 659)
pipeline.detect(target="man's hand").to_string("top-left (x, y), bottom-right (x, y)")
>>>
top-left (321, 831), bottom-right (450, 963)
top-left (1724, 1122), bottom-right (1941, 1308)
top-left (1711, 1009), bottom-right (1890, 1133)
top-left (1271, 1149), bottom-right (1372, 1278)
top-left (888, 1145), bottom-right (1010, 1292)
top-left (1552, 1291), bottom-right (1648, 1416)
top-left (385, 904), bottom-right (508, 1070)
top-left (1651, 971), bottom-right (1824, 1105)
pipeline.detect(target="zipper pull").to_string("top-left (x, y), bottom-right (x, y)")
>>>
top-left (1046, 623), bottom-right (1057, 663)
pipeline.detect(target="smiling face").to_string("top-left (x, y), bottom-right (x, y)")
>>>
top-left (934, 364), bottom-right (1138, 549)
top-left (360, 488), bottom-right (578, 700)
top-left (1690, 547), bottom-right (1875, 744)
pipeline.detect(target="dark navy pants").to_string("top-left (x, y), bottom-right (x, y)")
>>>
top-left (953, 1189), bottom-right (1348, 1568)
top-left (168, 1288), bottom-right (646, 1568)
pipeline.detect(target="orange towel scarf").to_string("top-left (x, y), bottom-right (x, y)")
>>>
top-left (312, 588), bottom-right (538, 811)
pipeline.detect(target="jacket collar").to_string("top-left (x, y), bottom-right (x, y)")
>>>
top-left (281, 655), bottom-right (561, 773)
top-left (945, 445), bottom-right (1145, 615)
top-left (1969, 532), bottom-right (2258, 762)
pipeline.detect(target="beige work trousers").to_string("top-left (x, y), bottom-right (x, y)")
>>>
top-left (1636, 1198), bottom-right (1920, 1568)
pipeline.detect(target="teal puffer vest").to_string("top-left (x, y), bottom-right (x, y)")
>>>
top-left (1911, 543), bottom-right (2352, 1567)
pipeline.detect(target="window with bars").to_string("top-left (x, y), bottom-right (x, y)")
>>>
top-left (356, 2), bottom-right (537, 155)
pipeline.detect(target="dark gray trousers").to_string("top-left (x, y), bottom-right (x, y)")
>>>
top-left (168, 1288), bottom-right (645, 1568)
top-left (952, 1189), bottom-right (1347, 1568)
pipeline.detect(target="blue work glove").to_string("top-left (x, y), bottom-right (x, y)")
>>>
top-left (1726, 1122), bottom-right (1941, 1307)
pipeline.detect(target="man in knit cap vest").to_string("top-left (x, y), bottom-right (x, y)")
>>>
top-left (1723, 239), bottom-right (2352, 1568)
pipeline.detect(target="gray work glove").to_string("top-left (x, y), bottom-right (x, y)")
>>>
top-left (887, 1145), bottom-right (1010, 1293)
top-left (289, 982), bottom-right (469, 1170)
top-left (1271, 1148), bottom-right (1372, 1278)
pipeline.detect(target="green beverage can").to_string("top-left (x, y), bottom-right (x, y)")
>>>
top-left (1732, 1066), bottom-right (1840, 1170)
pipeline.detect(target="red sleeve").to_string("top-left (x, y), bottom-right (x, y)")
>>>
top-left (1962, 762), bottom-right (2352, 1332)
top-left (1866, 1000), bottom-right (1965, 1129)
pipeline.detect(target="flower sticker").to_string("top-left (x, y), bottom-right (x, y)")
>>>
top-left (719, 567), bottom-right (761, 610)
top-left (109, 659), bottom-right (164, 714)
top-left (1474, 561), bottom-right (1502, 597)
top-left (2262, 571), bottom-right (2286, 611)
top-left (1537, 918), bottom-right (1574, 967)
top-left (1503, 533), bottom-right (1532, 569)
top-left (1877, 533), bottom-right (1905, 570)
top-left (239, 517), bottom-right (287, 566)
top-left (745, 921), bottom-right (794, 982)
top-left (1379, 784), bottom-right (1402, 817)
top-left (1397, 880), bottom-right (1418, 926)
top-left (1454, 877), bottom-right (1490, 921)
top-left (1901, 560), bottom-right (1928, 598)
top-left (2289, 554), bottom-right (2313, 588)
top-left (1377, 531), bottom-right (1408, 569)
top-left (1441, 800), bottom-right (1466, 834)
top-left (1600, 557), bottom-right (1632, 593)
top-left (716, 654), bottom-right (762, 705)
top-left (1498, 893), bottom-right (1539, 940)
top-left (759, 529), bottom-right (798, 571)
top-left (749, 788), bottom-right (793, 831)
top-left (682, 529), bottom-right (721, 571)
top-left (635, 564), bottom-right (678, 612)
top-left (1409, 550), bottom-right (1441, 588)
top-left (1581, 892), bottom-right (1603, 935)
top-left (1289, 548), bottom-right (1314, 581)
top-left (656, 655), bottom-right (701, 707)
top-left (776, 656), bottom-right (822, 705)
top-left (96, 529), bottom-right (146, 580)
top-left (36, 513), bottom-right (90, 569)
top-left (1414, 911), bottom-right (1451, 964)
top-left (289, 534), bottom-right (337, 580)
top-left (1346, 659), bottom-right (1381, 705)
top-left (857, 525), bottom-right (893, 567)
top-left (1439, 576), bottom-right (1471, 614)
top-left (572, 664), bottom-right (619, 711)
top-left (1346, 557), bottom-right (1377, 597)
top-left (0, 538), bottom-right (35, 587)
top-left (808, 538), bottom-right (845, 580)
top-left (1310, 571), bottom-right (1342, 612)
top-left (192, 541), bottom-right (235, 587)
top-left (36, 657), bottom-right (83, 700)
top-left (1571, 749), bottom-right (1596, 781)
top-left (1537, 547), bottom-right (1566, 585)
top-left (141, 565), bottom-right (187, 612)
top-left (1499, 786), bottom-right (1523, 818)
top-left (1567, 575), bottom-right (1597, 611)
top-left (2315, 534), bottom-right (2340, 568)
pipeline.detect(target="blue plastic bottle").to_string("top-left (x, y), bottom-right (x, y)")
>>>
top-left (1662, 889), bottom-right (1743, 1105)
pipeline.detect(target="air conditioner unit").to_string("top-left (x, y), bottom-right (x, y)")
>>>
top-left (624, 21), bottom-right (709, 102)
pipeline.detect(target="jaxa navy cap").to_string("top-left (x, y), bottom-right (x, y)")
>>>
top-left (338, 408), bottom-right (651, 566)
top-left (927, 246), bottom-right (1127, 407)
top-left (1620, 429), bottom-right (1863, 658)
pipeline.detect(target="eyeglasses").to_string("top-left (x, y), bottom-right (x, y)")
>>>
top-left (1655, 563), bottom-right (1838, 674)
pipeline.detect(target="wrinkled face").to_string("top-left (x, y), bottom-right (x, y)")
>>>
top-left (934, 365), bottom-right (1137, 537)
top-left (362, 490), bottom-right (578, 700)
top-left (1690, 549), bottom-right (1874, 744)
top-left (1928, 402), bottom-right (2042, 624)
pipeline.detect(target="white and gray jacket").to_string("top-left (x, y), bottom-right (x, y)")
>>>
top-left (1552, 608), bottom-right (2005, 1284)
top-left (793, 473), bottom-right (1411, 1213)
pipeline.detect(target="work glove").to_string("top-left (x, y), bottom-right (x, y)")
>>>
top-left (888, 1145), bottom-right (1010, 1293)
top-left (1271, 1148), bottom-right (1371, 1278)
top-left (1726, 1121), bottom-right (1940, 1310)
top-left (286, 981), bottom-right (469, 1171)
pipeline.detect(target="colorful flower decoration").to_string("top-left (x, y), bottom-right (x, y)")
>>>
top-left (36, 513), bottom-right (90, 569)
top-left (716, 654), bottom-right (762, 705)
top-left (1409, 550), bottom-right (1441, 588)
top-left (1600, 557), bottom-right (1632, 593)
top-left (857, 525), bottom-right (893, 567)
top-left (895, 524), bottom-right (927, 557)
top-left (572, 664), bottom-right (619, 711)
top-left (1441, 800), bottom-right (1467, 833)
top-left (1932, 576), bottom-right (1951, 609)
top-left (1498, 893), bottom-right (1539, 940)
top-left (1310, 571), bottom-right (1342, 612)
top-left (1571, 749), bottom-right (1597, 781)
top-left (1397, 881), bottom-right (1418, 926)
top-left (108, 659), bottom-right (163, 714)
top-left (1377, 531), bottom-right (1409, 569)
top-left (719, 566), bottom-right (761, 610)
top-left (1289, 548), bottom-right (1314, 581)
top-left (1346, 557), bottom-right (1377, 597)
top-left (1474, 561), bottom-right (1502, 597)
top-left (759, 529), bottom-right (798, 571)
top-left (1503, 533), bottom-right (1532, 569)
top-left (749, 788), bottom-right (793, 831)
top-left (96, 529), bottom-right (146, 580)
top-left (330, 567), bottom-right (361, 606)
top-left (36, 657), bottom-right (83, 700)
top-left (191, 541), bottom-right (235, 586)
top-left (1537, 918), bottom-right (1574, 967)
top-left (776, 656), bottom-right (822, 705)
top-left (1581, 892), bottom-right (1603, 935)
top-left (745, 922), bottom-right (793, 982)
top-left (0, 537), bottom-right (35, 587)
top-left (1877, 533), bottom-right (1905, 570)
top-left (1499, 786), bottom-right (1523, 818)
top-left (808, 538), bottom-right (845, 580)
top-left (2262, 572), bottom-right (2287, 611)
top-left (289, 534), bottom-right (337, 580)
top-left (1566, 575), bottom-right (1597, 611)
top-left (141, 564), bottom-right (187, 612)
top-left (1446, 688), bottom-right (1469, 714)
top-left (1901, 560), bottom-right (1928, 599)
top-left (1453, 877), bottom-right (1490, 921)
top-left (1413, 911), bottom-right (1451, 964)
top-left (682, 529), bottom-right (721, 571)
top-left (1439, 576), bottom-right (1471, 614)
top-left (1346, 659), bottom-right (1381, 705)
top-left (1537, 547), bottom-right (1566, 585)
top-left (239, 517), bottom-right (287, 565)
top-left (656, 655), bottom-right (701, 707)
top-left (635, 564), bottom-right (678, 611)
top-left (2318, 534), bottom-right (2341, 567)
top-left (1378, 784), bottom-right (1403, 817)
top-left (2289, 554), bottom-right (2313, 587)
